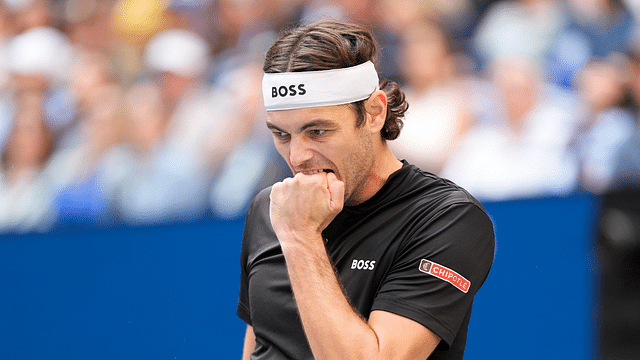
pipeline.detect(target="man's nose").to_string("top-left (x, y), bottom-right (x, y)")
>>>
top-left (288, 136), bottom-right (314, 168)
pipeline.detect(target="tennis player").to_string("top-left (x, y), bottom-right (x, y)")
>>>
top-left (237, 20), bottom-right (495, 360)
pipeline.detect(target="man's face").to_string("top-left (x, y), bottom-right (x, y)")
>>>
top-left (266, 105), bottom-right (375, 206)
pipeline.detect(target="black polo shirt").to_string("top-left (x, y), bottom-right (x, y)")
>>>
top-left (237, 161), bottom-right (495, 359)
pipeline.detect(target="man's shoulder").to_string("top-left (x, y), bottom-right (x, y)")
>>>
top-left (254, 186), bottom-right (272, 204)
top-left (246, 186), bottom-right (272, 221)
top-left (242, 186), bottom-right (278, 252)
top-left (402, 163), bottom-right (484, 211)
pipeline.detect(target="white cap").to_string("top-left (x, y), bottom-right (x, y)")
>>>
top-left (6, 26), bottom-right (74, 82)
top-left (144, 29), bottom-right (210, 77)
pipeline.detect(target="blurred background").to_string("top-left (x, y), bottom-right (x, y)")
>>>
top-left (0, 0), bottom-right (639, 359)
top-left (0, 0), bottom-right (639, 230)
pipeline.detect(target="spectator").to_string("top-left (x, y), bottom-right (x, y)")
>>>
top-left (115, 28), bottom-right (237, 224)
top-left (0, 89), bottom-right (56, 232)
top-left (4, 24), bottom-right (76, 138)
top-left (572, 56), bottom-right (637, 193)
top-left (473, 0), bottom-right (567, 69)
top-left (563, 0), bottom-right (636, 59)
top-left (389, 20), bottom-right (472, 174)
top-left (0, 19), bottom-right (74, 232)
top-left (45, 49), bottom-right (129, 227)
top-left (441, 56), bottom-right (581, 201)
top-left (547, 0), bottom-right (637, 88)
top-left (6, 0), bottom-right (53, 33)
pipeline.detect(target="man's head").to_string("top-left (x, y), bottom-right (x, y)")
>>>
top-left (263, 20), bottom-right (407, 141)
top-left (262, 20), bottom-right (408, 205)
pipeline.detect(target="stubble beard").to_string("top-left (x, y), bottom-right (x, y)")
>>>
top-left (343, 128), bottom-right (375, 207)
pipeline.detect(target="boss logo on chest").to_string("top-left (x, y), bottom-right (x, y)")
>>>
top-left (272, 84), bottom-right (307, 98)
top-left (351, 259), bottom-right (376, 270)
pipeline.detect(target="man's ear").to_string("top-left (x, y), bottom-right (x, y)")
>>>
top-left (364, 89), bottom-right (387, 134)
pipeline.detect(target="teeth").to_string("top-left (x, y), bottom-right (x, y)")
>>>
top-left (302, 170), bottom-right (323, 175)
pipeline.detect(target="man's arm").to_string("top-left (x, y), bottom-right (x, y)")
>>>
top-left (282, 232), bottom-right (441, 360)
top-left (242, 325), bottom-right (256, 360)
top-left (270, 172), bottom-right (441, 360)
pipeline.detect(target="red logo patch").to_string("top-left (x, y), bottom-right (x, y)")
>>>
top-left (419, 259), bottom-right (470, 293)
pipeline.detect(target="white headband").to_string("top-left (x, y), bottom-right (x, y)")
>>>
top-left (262, 61), bottom-right (379, 111)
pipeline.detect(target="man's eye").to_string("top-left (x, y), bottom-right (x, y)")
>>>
top-left (309, 129), bottom-right (327, 137)
top-left (273, 131), bottom-right (290, 140)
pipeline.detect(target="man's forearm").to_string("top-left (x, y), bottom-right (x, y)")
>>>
top-left (280, 234), bottom-right (381, 360)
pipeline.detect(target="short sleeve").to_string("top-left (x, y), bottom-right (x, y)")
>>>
top-left (371, 203), bottom-right (495, 347)
top-left (236, 190), bottom-right (268, 325)
top-left (237, 217), bottom-right (252, 325)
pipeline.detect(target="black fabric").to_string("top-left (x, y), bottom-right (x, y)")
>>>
top-left (237, 161), bottom-right (495, 359)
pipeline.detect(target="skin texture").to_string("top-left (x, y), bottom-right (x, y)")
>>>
top-left (242, 91), bottom-right (441, 360)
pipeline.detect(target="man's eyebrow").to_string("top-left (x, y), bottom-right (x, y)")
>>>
top-left (299, 119), bottom-right (337, 131)
top-left (266, 122), bottom-right (283, 132)
top-left (266, 118), bottom-right (338, 133)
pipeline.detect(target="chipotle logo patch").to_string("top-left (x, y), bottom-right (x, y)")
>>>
top-left (419, 259), bottom-right (470, 293)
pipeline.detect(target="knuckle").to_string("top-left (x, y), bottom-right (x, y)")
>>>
top-left (281, 177), bottom-right (295, 186)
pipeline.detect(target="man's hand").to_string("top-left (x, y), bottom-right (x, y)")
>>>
top-left (269, 171), bottom-right (344, 244)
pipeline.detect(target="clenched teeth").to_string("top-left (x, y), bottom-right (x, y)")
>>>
top-left (302, 170), bottom-right (324, 175)
top-left (300, 169), bottom-right (334, 175)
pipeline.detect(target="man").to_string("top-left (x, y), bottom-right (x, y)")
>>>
top-left (237, 20), bottom-right (495, 360)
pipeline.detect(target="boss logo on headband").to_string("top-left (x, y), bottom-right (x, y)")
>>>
top-left (272, 84), bottom-right (307, 98)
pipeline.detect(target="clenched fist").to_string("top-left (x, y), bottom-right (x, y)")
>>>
top-left (269, 171), bottom-right (344, 247)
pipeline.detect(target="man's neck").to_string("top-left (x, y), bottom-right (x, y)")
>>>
top-left (347, 146), bottom-right (402, 206)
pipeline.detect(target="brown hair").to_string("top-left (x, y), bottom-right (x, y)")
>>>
top-left (263, 20), bottom-right (407, 140)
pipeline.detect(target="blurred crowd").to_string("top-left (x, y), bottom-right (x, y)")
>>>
top-left (1, 0), bottom-right (639, 233)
